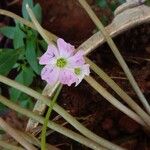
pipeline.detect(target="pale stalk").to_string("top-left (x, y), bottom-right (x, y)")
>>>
top-left (25, 5), bottom-right (124, 150)
top-left (0, 117), bottom-right (37, 150)
top-left (0, 95), bottom-right (106, 150)
top-left (0, 140), bottom-right (24, 150)
top-left (0, 9), bottom-right (149, 124)
top-left (85, 57), bottom-right (150, 127)
top-left (17, 130), bottom-right (60, 150)
top-left (84, 76), bottom-right (146, 126)
top-left (78, 0), bottom-right (150, 114)
top-left (0, 75), bottom-right (124, 150)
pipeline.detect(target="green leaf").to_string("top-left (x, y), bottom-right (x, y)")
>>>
top-left (118, 0), bottom-right (126, 4)
top-left (19, 95), bottom-right (34, 109)
top-left (0, 49), bottom-right (20, 75)
top-left (25, 38), bottom-right (40, 74)
top-left (108, 2), bottom-right (117, 12)
top-left (10, 67), bottom-right (34, 101)
top-left (22, 0), bottom-right (33, 20)
top-left (96, 0), bottom-right (108, 8)
top-left (0, 26), bottom-right (16, 39)
top-left (33, 3), bottom-right (42, 24)
top-left (13, 25), bottom-right (25, 49)
top-left (38, 40), bottom-right (48, 50)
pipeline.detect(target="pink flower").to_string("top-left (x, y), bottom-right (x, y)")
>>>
top-left (39, 38), bottom-right (90, 86)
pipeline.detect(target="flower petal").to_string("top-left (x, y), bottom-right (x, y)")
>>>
top-left (57, 38), bottom-right (75, 58)
top-left (75, 64), bottom-right (90, 86)
top-left (59, 69), bottom-right (77, 86)
top-left (68, 50), bottom-right (85, 67)
top-left (82, 64), bottom-right (90, 76)
top-left (41, 65), bottom-right (59, 85)
top-left (39, 44), bottom-right (59, 65)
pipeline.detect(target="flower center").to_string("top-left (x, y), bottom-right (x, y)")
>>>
top-left (56, 58), bottom-right (67, 68)
top-left (74, 68), bottom-right (81, 75)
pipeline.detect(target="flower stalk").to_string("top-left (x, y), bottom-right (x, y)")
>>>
top-left (41, 84), bottom-right (62, 150)
top-left (17, 129), bottom-right (59, 150)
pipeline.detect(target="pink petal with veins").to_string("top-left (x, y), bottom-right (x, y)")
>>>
top-left (68, 50), bottom-right (85, 67)
top-left (39, 44), bottom-right (58, 65)
top-left (59, 69), bottom-right (77, 86)
top-left (57, 38), bottom-right (75, 58)
top-left (41, 65), bottom-right (59, 85)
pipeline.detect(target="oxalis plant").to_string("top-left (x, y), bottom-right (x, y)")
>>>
top-left (0, 0), bottom-right (150, 150)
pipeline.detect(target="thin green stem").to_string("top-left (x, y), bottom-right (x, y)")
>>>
top-left (78, 0), bottom-right (150, 114)
top-left (0, 95), bottom-right (105, 150)
top-left (17, 129), bottom-right (59, 150)
top-left (0, 75), bottom-right (123, 150)
top-left (0, 117), bottom-right (37, 150)
top-left (41, 84), bottom-right (62, 150)
top-left (85, 57), bottom-right (150, 127)
top-left (0, 140), bottom-right (24, 150)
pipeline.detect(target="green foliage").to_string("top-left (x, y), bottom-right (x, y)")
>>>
top-left (9, 67), bottom-right (35, 109)
top-left (32, 3), bottom-right (42, 24)
top-left (0, 26), bottom-right (16, 39)
top-left (96, 0), bottom-right (108, 8)
top-left (13, 24), bottom-right (26, 49)
top-left (96, 0), bottom-right (126, 10)
top-left (22, 0), bottom-right (42, 23)
top-left (0, 49), bottom-right (21, 75)
top-left (25, 37), bottom-right (41, 74)
top-left (0, 0), bottom-right (43, 110)
top-left (22, 0), bottom-right (34, 20)
top-left (10, 67), bottom-right (35, 101)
